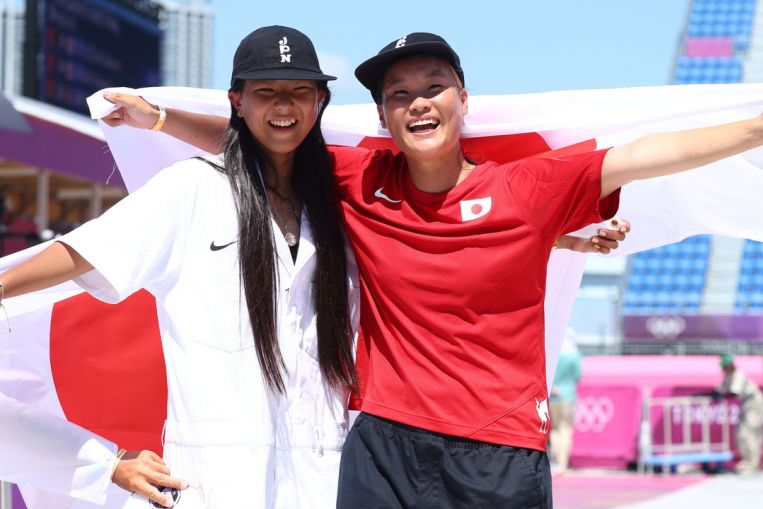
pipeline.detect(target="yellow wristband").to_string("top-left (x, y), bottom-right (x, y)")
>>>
top-left (111, 448), bottom-right (127, 480)
top-left (150, 105), bottom-right (166, 132)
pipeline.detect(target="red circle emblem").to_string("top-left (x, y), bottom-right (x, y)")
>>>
top-left (50, 290), bottom-right (167, 453)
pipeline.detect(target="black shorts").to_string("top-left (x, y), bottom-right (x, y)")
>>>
top-left (337, 412), bottom-right (552, 509)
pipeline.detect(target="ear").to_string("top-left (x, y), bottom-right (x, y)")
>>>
top-left (316, 88), bottom-right (327, 112)
top-left (228, 90), bottom-right (242, 116)
top-left (460, 87), bottom-right (469, 116)
top-left (377, 104), bottom-right (387, 129)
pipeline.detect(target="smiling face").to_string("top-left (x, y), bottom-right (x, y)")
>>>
top-left (377, 55), bottom-right (468, 164)
top-left (228, 79), bottom-right (325, 168)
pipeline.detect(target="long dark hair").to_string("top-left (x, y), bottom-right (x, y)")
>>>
top-left (215, 80), bottom-right (357, 394)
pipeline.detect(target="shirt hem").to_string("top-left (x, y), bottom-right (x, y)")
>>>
top-left (359, 401), bottom-right (549, 452)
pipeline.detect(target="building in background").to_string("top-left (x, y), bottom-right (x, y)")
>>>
top-left (161, 0), bottom-right (213, 88)
top-left (22, 0), bottom-right (164, 115)
top-left (0, 0), bottom-right (214, 100)
top-left (0, 0), bottom-right (214, 253)
top-left (0, 0), bottom-right (23, 95)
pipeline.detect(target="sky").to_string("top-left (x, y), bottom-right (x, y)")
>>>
top-left (211, 0), bottom-right (691, 105)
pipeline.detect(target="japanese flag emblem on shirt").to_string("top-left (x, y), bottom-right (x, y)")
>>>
top-left (460, 197), bottom-right (492, 222)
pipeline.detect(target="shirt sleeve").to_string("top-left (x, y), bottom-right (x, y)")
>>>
top-left (61, 158), bottom-right (211, 303)
top-left (0, 392), bottom-right (117, 504)
top-left (507, 149), bottom-right (620, 241)
top-left (328, 145), bottom-right (377, 199)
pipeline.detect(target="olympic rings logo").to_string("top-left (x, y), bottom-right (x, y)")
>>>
top-left (574, 396), bottom-right (616, 433)
top-left (645, 316), bottom-right (687, 340)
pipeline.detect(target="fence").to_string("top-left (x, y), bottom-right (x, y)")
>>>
top-left (639, 394), bottom-right (734, 472)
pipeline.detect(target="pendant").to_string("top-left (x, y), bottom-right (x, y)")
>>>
top-left (284, 232), bottom-right (298, 246)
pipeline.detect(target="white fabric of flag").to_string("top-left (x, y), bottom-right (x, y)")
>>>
top-left (1, 84), bottom-right (762, 508)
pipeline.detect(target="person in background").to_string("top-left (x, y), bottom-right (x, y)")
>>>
top-left (549, 329), bottom-right (582, 474)
top-left (716, 353), bottom-right (763, 474)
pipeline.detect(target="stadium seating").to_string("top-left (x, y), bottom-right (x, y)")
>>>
top-left (621, 0), bottom-right (757, 318)
top-left (674, 56), bottom-right (744, 83)
top-left (678, 0), bottom-right (753, 82)
top-left (735, 240), bottom-right (763, 312)
top-left (622, 236), bottom-right (711, 315)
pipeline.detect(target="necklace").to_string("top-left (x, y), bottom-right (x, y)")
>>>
top-left (458, 162), bottom-right (476, 183)
top-left (266, 185), bottom-right (301, 247)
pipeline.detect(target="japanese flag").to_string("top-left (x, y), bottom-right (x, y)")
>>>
top-left (3, 83), bottom-right (763, 508)
top-left (460, 198), bottom-right (492, 222)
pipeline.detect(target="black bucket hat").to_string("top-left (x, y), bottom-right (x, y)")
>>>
top-left (355, 32), bottom-right (465, 104)
top-left (231, 25), bottom-right (336, 87)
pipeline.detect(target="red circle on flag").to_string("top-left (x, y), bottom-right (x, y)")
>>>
top-left (471, 204), bottom-right (483, 215)
top-left (50, 290), bottom-right (167, 453)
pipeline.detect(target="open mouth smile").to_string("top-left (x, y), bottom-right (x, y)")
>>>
top-left (407, 118), bottom-right (440, 133)
top-left (269, 118), bottom-right (298, 129)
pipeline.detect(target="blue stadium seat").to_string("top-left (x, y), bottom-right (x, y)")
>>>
top-left (623, 236), bottom-right (711, 315)
top-left (686, 293), bottom-right (702, 309)
top-left (735, 240), bottom-right (763, 312)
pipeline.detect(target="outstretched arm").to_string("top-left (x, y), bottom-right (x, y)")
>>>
top-left (601, 114), bottom-right (763, 198)
top-left (101, 92), bottom-right (228, 154)
top-left (1, 242), bottom-right (92, 297)
top-left (1, 242), bottom-right (187, 508)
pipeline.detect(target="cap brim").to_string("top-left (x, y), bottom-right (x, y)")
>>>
top-left (354, 41), bottom-right (457, 92)
top-left (233, 67), bottom-right (337, 82)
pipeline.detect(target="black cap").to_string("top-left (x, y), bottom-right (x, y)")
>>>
top-left (231, 26), bottom-right (336, 87)
top-left (355, 33), bottom-right (465, 104)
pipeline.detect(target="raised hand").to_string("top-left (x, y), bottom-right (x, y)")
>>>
top-left (101, 92), bottom-right (162, 130)
top-left (557, 219), bottom-right (631, 254)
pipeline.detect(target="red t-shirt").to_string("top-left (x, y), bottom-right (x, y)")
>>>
top-left (330, 145), bottom-right (619, 451)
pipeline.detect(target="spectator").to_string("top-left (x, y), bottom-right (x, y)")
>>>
top-left (550, 330), bottom-right (582, 474)
top-left (716, 353), bottom-right (763, 474)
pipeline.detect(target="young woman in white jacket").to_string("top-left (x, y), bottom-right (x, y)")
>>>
top-left (0, 26), bottom-right (358, 509)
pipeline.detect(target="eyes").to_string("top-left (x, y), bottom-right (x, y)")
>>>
top-left (251, 85), bottom-right (314, 97)
top-left (386, 82), bottom-right (446, 99)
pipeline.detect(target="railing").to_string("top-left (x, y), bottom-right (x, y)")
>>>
top-left (578, 341), bottom-right (763, 356)
top-left (639, 394), bottom-right (734, 472)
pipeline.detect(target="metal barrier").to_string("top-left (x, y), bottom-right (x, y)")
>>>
top-left (0, 481), bottom-right (12, 509)
top-left (639, 394), bottom-right (734, 472)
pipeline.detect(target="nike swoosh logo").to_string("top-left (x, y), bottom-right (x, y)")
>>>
top-left (210, 240), bottom-right (237, 251)
top-left (374, 187), bottom-right (401, 203)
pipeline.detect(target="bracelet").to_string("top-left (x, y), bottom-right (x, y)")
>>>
top-left (150, 105), bottom-right (166, 132)
top-left (111, 448), bottom-right (128, 480)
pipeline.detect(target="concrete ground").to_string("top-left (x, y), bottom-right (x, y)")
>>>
top-left (552, 470), bottom-right (763, 509)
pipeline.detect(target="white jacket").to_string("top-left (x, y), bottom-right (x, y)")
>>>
top-left (4, 157), bottom-right (359, 509)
